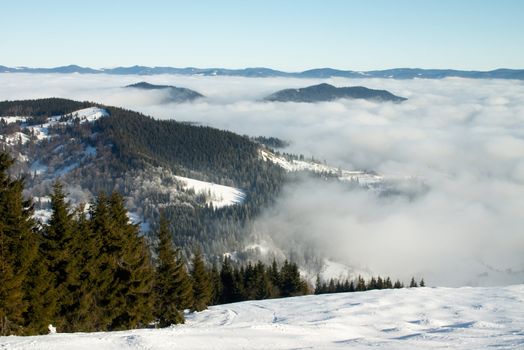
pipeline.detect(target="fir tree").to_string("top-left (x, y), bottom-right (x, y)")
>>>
top-left (409, 277), bottom-right (418, 288)
top-left (41, 182), bottom-right (75, 331)
top-left (191, 248), bottom-right (212, 312)
top-left (66, 209), bottom-right (98, 331)
top-left (209, 263), bottom-right (222, 305)
top-left (154, 215), bottom-right (185, 326)
top-left (23, 242), bottom-right (56, 334)
top-left (106, 192), bottom-right (154, 330)
top-left (0, 153), bottom-right (38, 335)
top-left (279, 260), bottom-right (304, 297)
top-left (356, 275), bottom-right (367, 291)
top-left (419, 278), bottom-right (425, 287)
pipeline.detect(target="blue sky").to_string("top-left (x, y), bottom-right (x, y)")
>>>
top-left (1, 0), bottom-right (523, 71)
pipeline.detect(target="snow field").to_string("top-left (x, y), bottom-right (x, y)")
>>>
top-left (2, 285), bottom-right (523, 349)
top-left (174, 175), bottom-right (245, 209)
top-left (259, 149), bottom-right (383, 186)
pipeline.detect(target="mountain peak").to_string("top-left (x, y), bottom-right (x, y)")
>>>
top-left (264, 83), bottom-right (406, 103)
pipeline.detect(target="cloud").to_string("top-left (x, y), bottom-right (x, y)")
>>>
top-left (1, 73), bottom-right (523, 286)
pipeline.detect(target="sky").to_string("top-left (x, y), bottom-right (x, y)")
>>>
top-left (1, 0), bottom-right (523, 71)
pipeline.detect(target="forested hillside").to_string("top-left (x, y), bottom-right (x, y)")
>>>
top-left (0, 98), bottom-right (285, 259)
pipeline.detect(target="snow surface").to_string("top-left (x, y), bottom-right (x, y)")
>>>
top-left (0, 131), bottom-right (30, 145)
top-left (259, 149), bottom-right (383, 186)
top-left (67, 107), bottom-right (109, 123)
top-left (174, 175), bottom-right (245, 209)
top-left (2, 285), bottom-right (523, 349)
top-left (0, 116), bottom-right (27, 124)
top-left (1, 107), bottom-right (108, 144)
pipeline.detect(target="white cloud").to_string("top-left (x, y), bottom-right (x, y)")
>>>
top-left (1, 73), bottom-right (523, 286)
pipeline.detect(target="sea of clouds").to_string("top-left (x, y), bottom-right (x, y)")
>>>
top-left (1, 73), bottom-right (523, 286)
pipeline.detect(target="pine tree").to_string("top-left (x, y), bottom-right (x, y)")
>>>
top-left (66, 209), bottom-right (98, 331)
top-left (268, 259), bottom-right (281, 297)
top-left (87, 192), bottom-right (154, 330)
top-left (209, 263), bottom-right (222, 305)
top-left (356, 275), bottom-right (366, 291)
top-left (219, 257), bottom-right (235, 304)
top-left (23, 242), bottom-right (56, 334)
top-left (409, 277), bottom-right (418, 288)
top-left (253, 261), bottom-right (272, 300)
top-left (279, 260), bottom-right (304, 297)
top-left (393, 279), bottom-right (403, 289)
top-left (40, 182), bottom-right (75, 331)
top-left (154, 215), bottom-right (185, 326)
top-left (190, 248), bottom-right (212, 311)
top-left (106, 192), bottom-right (154, 330)
top-left (0, 153), bottom-right (38, 335)
top-left (419, 278), bottom-right (425, 287)
top-left (171, 248), bottom-right (193, 311)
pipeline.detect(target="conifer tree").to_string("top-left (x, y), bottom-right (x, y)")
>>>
top-left (268, 259), bottom-right (281, 297)
top-left (107, 192), bottom-right (154, 330)
top-left (66, 209), bottom-right (98, 331)
top-left (41, 182), bottom-right (75, 330)
top-left (171, 248), bottom-right (193, 311)
top-left (356, 275), bottom-right (367, 291)
top-left (209, 263), bottom-right (222, 305)
top-left (254, 261), bottom-right (272, 300)
top-left (315, 275), bottom-right (322, 294)
top-left (409, 277), bottom-right (418, 288)
top-left (23, 242), bottom-right (56, 334)
top-left (219, 257), bottom-right (238, 303)
top-left (191, 248), bottom-right (212, 311)
top-left (0, 153), bottom-right (38, 335)
top-left (419, 278), bottom-right (425, 287)
top-left (154, 215), bottom-right (185, 326)
top-left (279, 260), bottom-right (304, 297)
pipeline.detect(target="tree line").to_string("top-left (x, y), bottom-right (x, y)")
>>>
top-left (1, 151), bottom-right (421, 336)
top-left (0, 152), bottom-right (307, 335)
top-left (315, 275), bottom-right (425, 294)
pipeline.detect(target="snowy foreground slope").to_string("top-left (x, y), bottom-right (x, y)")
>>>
top-left (2, 285), bottom-right (523, 350)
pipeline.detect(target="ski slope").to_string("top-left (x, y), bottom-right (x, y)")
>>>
top-left (2, 285), bottom-right (523, 349)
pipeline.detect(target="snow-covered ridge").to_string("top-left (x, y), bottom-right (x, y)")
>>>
top-left (259, 149), bottom-right (383, 186)
top-left (2, 285), bottom-right (523, 349)
top-left (1, 107), bottom-right (109, 143)
top-left (175, 175), bottom-right (245, 209)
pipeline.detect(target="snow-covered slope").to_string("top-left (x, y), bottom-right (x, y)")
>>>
top-left (175, 175), bottom-right (245, 208)
top-left (259, 149), bottom-right (383, 186)
top-left (1, 107), bottom-right (109, 144)
top-left (2, 285), bottom-right (523, 349)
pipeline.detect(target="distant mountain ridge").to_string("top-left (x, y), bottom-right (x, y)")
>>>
top-left (1, 64), bottom-right (524, 80)
top-left (125, 81), bottom-right (204, 103)
top-left (264, 83), bottom-right (406, 103)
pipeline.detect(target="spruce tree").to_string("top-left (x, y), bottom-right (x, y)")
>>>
top-left (191, 248), bottom-right (212, 312)
top-left (209, 263), bottom-right (222, 305)
top-left (409, 277), bottom-right (418, 288)
top-left (254, 261), bottom-right (272, 300)
top-left (0, 153), bottom-right (38, 335)
top-left (219, 257), bottom-right (235, 304)
top-left (41, 182), bottom-right (75, 330)
top-left (154, 215), bottom-right (185, 326)
top-left (107, 192), bottom-right (154, 330)
top-left (279, 260), bottom-right (304, 297)
top-left (66, 209), bottom-right (98, 331)
top-left (23, 242), bottom-right (56, 334)
top-left (172, 248), bottom-right (193, 311)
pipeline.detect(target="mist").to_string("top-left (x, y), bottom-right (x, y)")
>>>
top-left (1, 73), bottom-right (523, 286)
